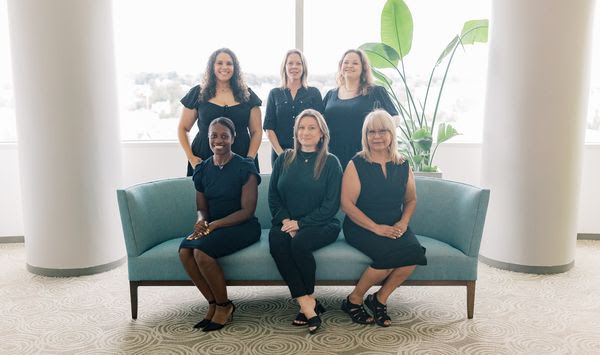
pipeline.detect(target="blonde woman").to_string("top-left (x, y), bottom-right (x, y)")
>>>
top-left (340, 110), bottom-right (426, 327)
top-left (322, 49), bottom-right (397, 169)
top-left (264, 49), bottom-right (323, 167)
top-left (268, 109), bottom-right (342, 334)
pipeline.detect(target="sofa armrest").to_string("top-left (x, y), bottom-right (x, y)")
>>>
top-left (116, 178), bottom-right (197, 257)
top-left (412, 177), bottom-right (490, 257)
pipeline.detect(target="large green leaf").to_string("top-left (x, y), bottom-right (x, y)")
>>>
top-left (436, 123), bottom-right (460, 144)
top-left (359, 43), bottom-right (400, 69)
top-left (436, 35), bottom-right (459, 65)
top-left (381, 0), bottom-right (413, 58)
top-left (411, 128), bottom-right (432, 151)
top-left (371, 67), bottom-right (394, 87)
top-left (461, 19), bottom-right (489, 44)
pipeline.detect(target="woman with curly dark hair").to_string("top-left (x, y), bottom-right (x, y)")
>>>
top-left (178, 48), bottom-right (262, 175)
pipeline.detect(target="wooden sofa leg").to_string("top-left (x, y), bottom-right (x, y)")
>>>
top-left (466, 280), bottom-right (476, 319)
top-left (130, 281), bottom-right (139, 319)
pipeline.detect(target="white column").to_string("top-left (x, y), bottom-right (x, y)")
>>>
top-left (479, 0), bottom-right (596, 273)
top-left (8, 0), bottom-right (125, 275)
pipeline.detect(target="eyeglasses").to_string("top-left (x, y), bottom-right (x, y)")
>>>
top-left (367, 129), bottom-right (390, 137)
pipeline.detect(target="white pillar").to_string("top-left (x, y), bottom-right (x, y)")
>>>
top-left (8, 0), bottom-right (125, 275)
top-left (479, 0), bottom-right (596, 273)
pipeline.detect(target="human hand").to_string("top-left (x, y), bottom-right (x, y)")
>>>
top-left (189, 156), bottom-right (202, 168)
top-left (373, 224), bottom-right (402, 239)
top-left (393, 221), bottom-right (408, 237)
top-left (187, 220), bottom-right (209, 240)
top-left (281, 219), bottom-right (299, 234)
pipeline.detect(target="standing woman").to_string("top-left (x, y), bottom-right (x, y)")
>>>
top-left (178, 48), bottom-right (262, 176)
top-left (269, 109), bottom-right (342, 334)
top-left (264, 49), bottom-right (323, 167)
top-left (323, 49), bottom-right (398, 169)
top-left (179, 117), bottom-right (261, 332)
top-left (340, 110), bottom-right (426, 327)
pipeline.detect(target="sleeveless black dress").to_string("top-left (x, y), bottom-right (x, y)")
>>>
top-left (343, 155), bottom-right (427, 269)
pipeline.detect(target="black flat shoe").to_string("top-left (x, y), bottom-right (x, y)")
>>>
top-left (193, 300), bottom-right (215, 329)
top-left (292, 299), bottom-right (326, 326)
top-left (307, 314), bottom-right (322, 334)
top-left (202, 300), bottom-right (236, 332)
top-left (365, 292), bottom-right (391, 327)
top-left (341, 296), bottom-right (374, 325)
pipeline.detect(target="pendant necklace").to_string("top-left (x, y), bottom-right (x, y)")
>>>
top-left (215, 153), bottom-right (233, 170)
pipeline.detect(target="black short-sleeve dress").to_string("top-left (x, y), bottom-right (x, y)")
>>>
top-left (180, 85), bottom-right (262, 176)
top-left (179, 154), bottom-right (262, 258)
top-left (263, 87), bottom-right (323, 166)
top-left (322, 86), bottom-right (397, 169)
top-left (343, 155), bottom-right (427, 269)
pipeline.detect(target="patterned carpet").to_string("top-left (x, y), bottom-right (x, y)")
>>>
top-left (1, 241), bottom-right (600, 355)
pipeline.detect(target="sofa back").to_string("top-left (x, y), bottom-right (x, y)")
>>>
top-left (411, 177), bottom-right (490, 257)
top-left (117, 178), bottom-right (196, 256)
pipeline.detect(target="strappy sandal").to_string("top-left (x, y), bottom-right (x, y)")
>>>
top-left (292, 299), bottom-right (326, 326)
top-left (307, 314), bottom-right (322, 334)
top-left (341, 296), bottom-right (374, 325)
top-left (193, 300), bottom-right (215, 329)
top-left (365, 292), bottom-right (391, 327)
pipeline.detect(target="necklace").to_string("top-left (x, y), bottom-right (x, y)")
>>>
top-left (299, 151), bottom-right (315, 163)
top-left (215, 153), bottom-right (233, 170)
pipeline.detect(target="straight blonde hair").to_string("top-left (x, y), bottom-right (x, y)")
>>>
top-left (359, 110), bottom-right (404, 164)
top-left (284, 109), bottom-right (331, 179)
top-left (280, 49), bottom-right (308, 88)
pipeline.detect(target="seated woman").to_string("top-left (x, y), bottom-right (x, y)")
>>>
top-left (268, 109), bottom-right (343, 334)
top-left (340, 110), bottom-right (427, 327)
top-left (178, 117), bottom-right (261, 332)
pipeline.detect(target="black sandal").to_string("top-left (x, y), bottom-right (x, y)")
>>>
top-left (307, 314), bottom-right (322, 334)
top-left (365, 292), bottom-right (391, 327)
top-left (202, 300), bottom-right (236, 332)
top-left (193, 300), bottom-right (215, 329)
top-left (292, 299), bottom-right (326, 326)
top-left (341, 296), bottom-right (374, 324)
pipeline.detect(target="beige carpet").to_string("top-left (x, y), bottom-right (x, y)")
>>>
top-left (1, 241), bottom-right (599, 355)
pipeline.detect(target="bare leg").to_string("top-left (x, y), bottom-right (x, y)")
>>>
top-left (377, 265), bottom-right (416, 304)
top-left (179, 248), bottom-right (216, 320)
top-left (194, 249), bottom-right (233, 325)
top-left (349, 267), bottom-right (392, 304)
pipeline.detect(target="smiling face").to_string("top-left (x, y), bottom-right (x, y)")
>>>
top-left (208, 123), bottom-right (234, 155)
top-left (340, 52), bottom-right (362, 81)
top-left (366, 126), bottom-right (392, 153)
top-left (296, 115), bottom-right (322, 152)
top-left (285, 53), bottom-right (304, 83)
top-left (213, 52), bottom-right (234, 83)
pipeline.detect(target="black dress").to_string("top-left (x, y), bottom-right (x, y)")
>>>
top-left (179, 154), bottom-right (261, 258)
top-left (343, 155), bottom-right (427, 269)
top-left (180, 85), bottom-right (262, 176)
top-left (263, 87), bottom-right (323, 166)
top-left (322, 86), bottom-right (397, 169)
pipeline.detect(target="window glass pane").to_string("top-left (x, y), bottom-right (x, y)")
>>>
top-left (586, 1), bottom-right (600, 143)
top-left (0, 0), bottom-right (16, 142)
top-left (305, 0), bottom-right (490, 143)
top-left (113, 0), bottom-right (294, 140)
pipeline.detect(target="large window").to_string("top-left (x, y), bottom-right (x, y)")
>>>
top-left (112, 0), bottom-right (294, 140)
top-left (0, 0), bottom-right (16, 142)
top-left (305, 0), bottom-right (490, 143)
top-left (1, 0), bottom-right (600, 143)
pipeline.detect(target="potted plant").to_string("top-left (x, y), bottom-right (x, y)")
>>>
top-left (359, 0), bottom-right (488, 174)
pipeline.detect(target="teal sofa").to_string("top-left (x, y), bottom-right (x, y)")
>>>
top-left (117, 175), bottom-right (489, 319)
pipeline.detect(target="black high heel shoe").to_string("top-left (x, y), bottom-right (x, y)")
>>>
top-left (365, 292), bottom-right (391, 327)
top-left (292, 299), bottom-right (327, 326)
top-left (193, 300), bottom-right (215, 329)
top-left (202, 300), bottom-right (236, 332)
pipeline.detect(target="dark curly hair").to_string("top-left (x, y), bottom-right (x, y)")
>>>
top-left (199, 48), bottom-right (250, 103)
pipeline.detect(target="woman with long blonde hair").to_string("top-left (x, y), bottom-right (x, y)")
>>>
top-left (268, 109), bottom-right (343, 334)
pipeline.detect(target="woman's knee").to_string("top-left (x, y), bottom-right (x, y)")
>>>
top-left (179, 248), bottom-right (192, 261)
top-left (193, 249), bottom-right (214, 267)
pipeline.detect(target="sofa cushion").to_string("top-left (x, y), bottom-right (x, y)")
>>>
top-left (128, 231), bottom-right (476, 282)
